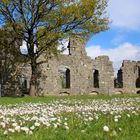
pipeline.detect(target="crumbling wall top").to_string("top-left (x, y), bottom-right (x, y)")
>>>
top-left (95, 55), bottom-right (109, 61)
top-left (68, 36), bottom-right (87, 56)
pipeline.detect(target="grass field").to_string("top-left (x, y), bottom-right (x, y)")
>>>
top-left (0, 95), bottom-right (139, 140)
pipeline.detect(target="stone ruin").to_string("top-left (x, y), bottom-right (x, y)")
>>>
top-left (19, 36), bottom-right (140, 96)
top-left (115, 60), bottom-right (140, 94)
top-left (0, 36), bottom-right (140, 96)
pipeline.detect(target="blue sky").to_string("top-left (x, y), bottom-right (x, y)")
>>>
top-left (86, 29), bottom-right (140, 49)
top-left (86, 0), bottom-right (140, 73)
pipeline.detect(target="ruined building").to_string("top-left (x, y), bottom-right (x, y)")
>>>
top-left (115, 60), bottom-right (140, 94)
top-left (19, 36), bottom-right (140, 96)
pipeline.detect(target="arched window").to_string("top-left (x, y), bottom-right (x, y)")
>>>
top-left (138, 67), bottom-right (140, 76)
top-left (59, 67), bottom-right (70, 89)
top-left (136, 77), bottom-right (140, 88)
top-left (65, 69), bottom-right (70, 88)
top-left (136, 67), bottom-right (140, 88)
top-left (23, 79), bottom-right (27, 89)
top-left (93, 70), bottom-right (99, 88)
top-left (20, 76), bottom-right (27, 89)
top-left (117, 69), bottom-right (123, 88)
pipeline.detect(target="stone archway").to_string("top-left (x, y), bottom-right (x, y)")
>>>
top-left (114, 91), bottom-right (123, 95)
top-left (89, 91), bottom-right (99, 95)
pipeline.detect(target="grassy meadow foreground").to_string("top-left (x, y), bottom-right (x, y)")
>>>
top-left (0, 95), bottom-right (139, 140)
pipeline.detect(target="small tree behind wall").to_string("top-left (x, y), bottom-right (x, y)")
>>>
top-left (0, 0), bottom-right (109, 96)
top-left (0, 25), bottom-right (28, 96)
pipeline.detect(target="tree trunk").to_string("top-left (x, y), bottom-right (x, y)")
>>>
top-left (29, 57), bottom-right (38, 96)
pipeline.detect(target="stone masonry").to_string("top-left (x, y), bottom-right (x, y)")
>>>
top-left (116, 60), bottom-right (140, 94)
top-left (19, 36), bottom-right (140, 96)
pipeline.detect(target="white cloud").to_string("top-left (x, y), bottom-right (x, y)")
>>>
top-left (86, 43), bottom-right (140, 74)
top-left (108, 0), bottom-right (140, 30)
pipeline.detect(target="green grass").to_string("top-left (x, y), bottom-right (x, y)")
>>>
top-left (0, 94), bottom-right (139, 105)
top-left (0, 94), bottom-right (139, 140)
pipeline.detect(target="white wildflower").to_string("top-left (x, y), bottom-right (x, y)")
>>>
top-left (57, 118), bottom-right (61, 123)
top-left (110, 111), bottom-right (113, 115)
top-left (88, 117), bottom-right (93, 121)
top-left (95, 115), bottom-right (99, 120)
top-left (64, 118), bottom-right (68, 121)
top-left (54, 123), bottom-right (57, 128)
top-left (34, 122), bottom-right (40, 127)
top-left (112, 130), bottom-right (117, 136)
top-left (64, 122), bottom-right (68, 126)
top-left (15, 126), bottom-right (21, 132)
top-left (50, 118), bottom-right (57, 121)
top-left (0, 122), bottom-right (6, 128)
top-left (28, 130), bottom-right (33, 135)
top-left (45, 122), bottom-right (51, 127)
top-left (21, 127), bottom-right (30, 134)
top-left (114, 118), bottom-right (118, 122)
top-left (4, 130), bottom-right (8, 135)
top-left (12, 123), bottom-right (18, 127)
top-left (30, 125), bottom-right (35, 130)
top-left (103, 125), bottom-right (109, 132)
top-left (8, 128), bottom-right (15, 133)
top-left (118, 128), bottom-right (122, 131)
top-left (65, 125), bottom-right (69, 130)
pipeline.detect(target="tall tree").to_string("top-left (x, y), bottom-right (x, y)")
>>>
top-left (0, 0), bottom-right (109, 96)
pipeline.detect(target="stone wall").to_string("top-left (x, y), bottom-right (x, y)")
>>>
top-left (117, 60), bottom-right (140, 94)
top-left (93, 56), bottom-right (114, 95)
top-left (12, 37), bottom-right (140, 95)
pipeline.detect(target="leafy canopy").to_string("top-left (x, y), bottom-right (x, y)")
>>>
top-left (0, 0), bottom-right (109, 58)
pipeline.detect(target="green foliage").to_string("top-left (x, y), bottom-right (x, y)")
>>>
top-left (0, 0), bottom-right (109, 58)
